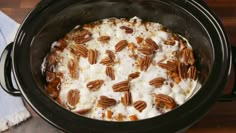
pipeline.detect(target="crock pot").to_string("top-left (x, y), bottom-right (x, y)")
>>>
top-left (0, 0), bottom-right (235, 132)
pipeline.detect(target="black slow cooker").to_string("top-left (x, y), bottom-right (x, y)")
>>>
top-left (0, 0), bottom-right (235, 132)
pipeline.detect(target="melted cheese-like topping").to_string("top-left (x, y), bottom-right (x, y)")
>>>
top-left (43, 17), bottom-right (198, 121)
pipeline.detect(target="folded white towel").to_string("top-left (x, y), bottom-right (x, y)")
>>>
top-left (0, 11), bottom-right (31, 132)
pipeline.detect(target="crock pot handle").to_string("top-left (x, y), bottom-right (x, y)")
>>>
top-left (0, 42), bottom-right (21, 96)
top-left (220, 46), bottom-right (236, 101)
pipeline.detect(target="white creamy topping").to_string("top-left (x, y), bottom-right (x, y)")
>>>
top-left (43, 17), bottom-right (198, 121)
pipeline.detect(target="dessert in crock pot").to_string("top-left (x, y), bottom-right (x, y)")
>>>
top-left (42, 17), bottom-right (198, 121)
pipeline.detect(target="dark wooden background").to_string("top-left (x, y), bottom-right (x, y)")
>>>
top-left (0, 0), bottom-right (236, 133)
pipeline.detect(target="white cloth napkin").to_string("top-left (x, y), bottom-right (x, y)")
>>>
top-left (0, 11), bottom-right (30, 132)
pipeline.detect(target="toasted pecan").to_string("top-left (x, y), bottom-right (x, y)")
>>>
top-left (149, 77), bottom-right (166, 88)
top-left (145, 38), bottom-right (159, 50)
top-left (157, 60), bottom-right (177, 72)
top-left (188, 66), bottom-right (197, 80)
top-left (168, 71), bottom-right (181, 84)
top-left (178, 62), bottom-right (189, 79)
top-left (106, 50), bottom-right (115, 60)
top-left (133, 100), bottom-right (147, 112)
top-left (155, 94), bottom-right (176, 109)
top-left (87, 80), bottom-right (104, 91)
top-left (139, 56), bottom-right (152, 71)
top-left (98, 36), bottom-right (110, 43)
top-left (115, 40), bottom-right (128, 52)
top-left (68, 58), bottom-right (79, 78)
top-left (129, 114), bottom-right (138, 121)
top-left (100, 57), bottom-right (114, 66)
top-left (76, 108), bottom-right (91, 114)
top-left (71, 45), bottom-right (88, 58)
top-left (106, 66), bottom-right (115, 80)
top-left (46, 51), bottom-right (58, 66)
top-left (73, 29), bottom-right (93, 44)
top-left (121, 91), bottom-right (132, 106)
top-left (136, 37), bottom-right (143, 44)
top-left (120, 26), bottom-right (133, 34)
top-left (182, 48), bottom-right (195, 65)
top-left (88, 49), bottom-right (98, 64)
top-left (137, 47), bottom-right (154, 55)
top-left (128, 72), bottom-right (140, 81)
top-left (112, 80), bottom-right (130, 92)
top-left (46, 82), bottom-right (60, 99)
top-left (107, 110), bottom-right (113, 119)
top-left (98, 96), bottom-right (117, 109)
top-left (67, 89), bottom-right (80, 106)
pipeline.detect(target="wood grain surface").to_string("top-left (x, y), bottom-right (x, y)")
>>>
top-left (0, 0), bottom-right (236, 133)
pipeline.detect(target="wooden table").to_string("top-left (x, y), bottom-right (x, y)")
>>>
top-left (1, 0), bottom-right (236, 133)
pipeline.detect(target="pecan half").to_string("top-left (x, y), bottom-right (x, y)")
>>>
top-left (136, 37), bottom-right (143, 44)
top-left (145, 38), bottom-right (159, 50)
top-left (137, 47), bottom-right (154, 55)
top-left (71, 45), bottom-right (88, 58)
top-left (121, 91), bottom-right (132, 106)
top-left (88, 49), bottom-right (98, 64)
top-left (106, 66), bottom-right (115, 80)
top-left (100, 57), bottom-right (114, 66)
top-left (128, 72), bottom-right (140, 81)
top-left (76, 108), bottom-right (91, 114)
top-left (178, 62), bottom-right (189, 79)
top-left (115, 40), bottom-right (128, 52)
top-left (155, 94), bottom-right (176, 109)
top-left (87, 80), bottom-right (104, 91)
top-left (68, 58), bottom-right (78, 78)
top-left (149, 77), bottom-right (165, 88)
top-left (106, 50), bottom-right (115, 60)
top-left (67, 89), bottom-right (80, 106)
top-left (98, 36), bottom-right (110, 43)
top-left (73, 29), bottom-right (93, 44)
top-left (188, 66), bottom-right (197, 80)
top-left (98, 96), bottom-right (117, 109)
top-left (120, 26), bottom-right (133, 34)
top-left (133, 100), bottom-right (147, 112)
top-left (182, 48), bottom-right (195, 65)
top-left (129, 114), bottom-right (138, 121)
top-left (157, 61), bottom-right (177, 72)
top-left (112, 80), bottom-right (130, 92)
top-left (139, 56), bottom-right (152, 71)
